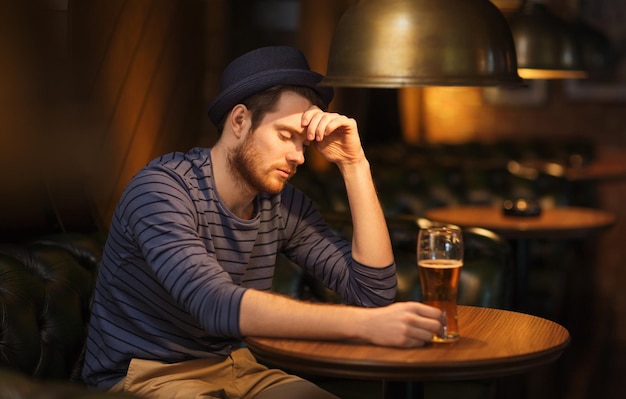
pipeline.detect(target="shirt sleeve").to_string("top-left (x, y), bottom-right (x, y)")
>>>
top-left (278, 185), bottom-right (397, 307)
top-left (121, 167), bottom-right (246, 338)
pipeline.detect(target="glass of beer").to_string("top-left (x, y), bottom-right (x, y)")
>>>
top-left (417, 225), bottom-right (463, 343)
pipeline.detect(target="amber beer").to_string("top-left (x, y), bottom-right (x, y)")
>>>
top-left (417, 225), bottom-right (463, 343)
top-left (418, 258), bottom-right (462, 342)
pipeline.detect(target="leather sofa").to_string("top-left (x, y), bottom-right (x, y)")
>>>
top-left (0, 233), bottom-right (138, 398)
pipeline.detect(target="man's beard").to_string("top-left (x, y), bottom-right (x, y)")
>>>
top-left (228, 132), bottom-right (291, 195)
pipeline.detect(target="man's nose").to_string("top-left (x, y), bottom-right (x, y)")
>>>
top-left (286, 147), bottom-right (305, 165)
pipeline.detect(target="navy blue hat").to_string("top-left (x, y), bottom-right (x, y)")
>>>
top-left (207, 46), bottom-right (334, 126)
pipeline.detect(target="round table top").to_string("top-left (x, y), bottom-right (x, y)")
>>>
top-left (245, 306), bottom-right (570, 381)
top-left (424, 205), bottom-right (615, 239)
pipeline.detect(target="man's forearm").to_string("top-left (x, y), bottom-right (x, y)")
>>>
top-left (239, 289), bottom-right (445, 348)
top-left (337, 158), bottom-right (393, 268)
top-left (239, 289), bottom-right (364, 340)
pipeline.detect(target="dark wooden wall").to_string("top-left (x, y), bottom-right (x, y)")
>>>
top-left (0, 0), bottom-right (207, 238)
top-left (70, 0), bottom-right (206, 230)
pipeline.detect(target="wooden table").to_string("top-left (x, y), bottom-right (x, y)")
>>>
top-left (424, 205), bottom-right (616, 309)
top-left (246, 306), bottom-right (570, 399)
top-left (424, 205), bottom-right (615, 240)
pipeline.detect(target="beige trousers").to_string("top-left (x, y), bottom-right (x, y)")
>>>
top-left (109, 347), bottom-right (303, 399)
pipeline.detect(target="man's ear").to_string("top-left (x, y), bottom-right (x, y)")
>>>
top-left (229, 104), bottom-right (250, 139)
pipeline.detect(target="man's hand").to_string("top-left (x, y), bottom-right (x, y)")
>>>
top-left (301, 106), bottom-right (365, 166)
top-left (358, 302), bottom-right (445, 347)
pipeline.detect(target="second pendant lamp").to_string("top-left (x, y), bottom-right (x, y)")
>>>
top-left (507, 1), bottom-right (588, 79)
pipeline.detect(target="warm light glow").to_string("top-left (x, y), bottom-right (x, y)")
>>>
top-left (518, 68), bottom-right (588, 79)
top-left (398, 87), bottom-right (422, 144)
top-left (393, 14), bottom-right (411, 31)
top-left (425, 87), bottom-right (484, 143)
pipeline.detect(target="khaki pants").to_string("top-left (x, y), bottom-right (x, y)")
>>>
top-left (109, 347), bottom-right (338, 399)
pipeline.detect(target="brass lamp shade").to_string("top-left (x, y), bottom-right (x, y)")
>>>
top-left (508, 2), bottom-right (587, 79)
top-left (321, 0), bottom-right (522, 88)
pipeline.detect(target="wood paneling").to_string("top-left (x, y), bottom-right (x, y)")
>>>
top-left (69, 0), bottom-right (205, 229)
top-left (0, 1), bottom-right (60, 238)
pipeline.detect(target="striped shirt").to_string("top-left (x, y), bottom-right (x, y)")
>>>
top-left (81, 147), bottom-right (397, 389)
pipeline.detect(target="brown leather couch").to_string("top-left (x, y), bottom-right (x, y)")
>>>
top-left (0, 233), bottom-right (137, 398)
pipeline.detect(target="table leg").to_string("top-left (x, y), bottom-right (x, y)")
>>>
top-left (383, 381), bottom-right (424, 399)
top-left (514, 238), bottom-right (530, 311)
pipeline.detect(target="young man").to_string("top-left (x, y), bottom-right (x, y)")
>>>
top-left (82, 46), bottom-right (443, 399)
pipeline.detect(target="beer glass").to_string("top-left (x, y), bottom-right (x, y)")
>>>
top-left (417, 225), bottom-right (463, 343)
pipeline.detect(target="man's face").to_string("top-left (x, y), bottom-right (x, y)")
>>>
top-left (229, 91), bottom-right (313, 194)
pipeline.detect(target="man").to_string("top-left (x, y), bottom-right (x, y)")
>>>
top-left (82, 46), bottom-right (443, 399)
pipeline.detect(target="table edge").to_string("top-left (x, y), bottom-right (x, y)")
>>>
top-left (423, 206), bottom-right (616, 239)
top-left (245, 325), bottom-right (571, 382)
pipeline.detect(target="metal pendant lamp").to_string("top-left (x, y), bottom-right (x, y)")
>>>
top-left (575, 19), bottom-right (617, 76)
top-left (320, 0), bottom-right (523, 88)
top-left (507, 1), bottom-right (588, 79)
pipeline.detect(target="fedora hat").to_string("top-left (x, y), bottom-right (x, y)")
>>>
top-left (207, 46), bottom-right (334, 126)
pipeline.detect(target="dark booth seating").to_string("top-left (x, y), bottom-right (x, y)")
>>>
top-left (0, 233), bottom-right (138, 398)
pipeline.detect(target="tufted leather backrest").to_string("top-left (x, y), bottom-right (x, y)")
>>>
top-left (0, 233), bottom-right (104, 382)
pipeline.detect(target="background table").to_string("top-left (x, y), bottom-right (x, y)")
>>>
top-left (517, 158), bottom-right (626, 183)
top-left (424, 205), bottom-right (615, 239)
top-left (424, 205), bottom-right (615, 310)
top-left (246, 306), bottom-right (570, 399)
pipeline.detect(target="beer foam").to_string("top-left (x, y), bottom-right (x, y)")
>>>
top-left (418, 259), bottom-right (463, 269)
